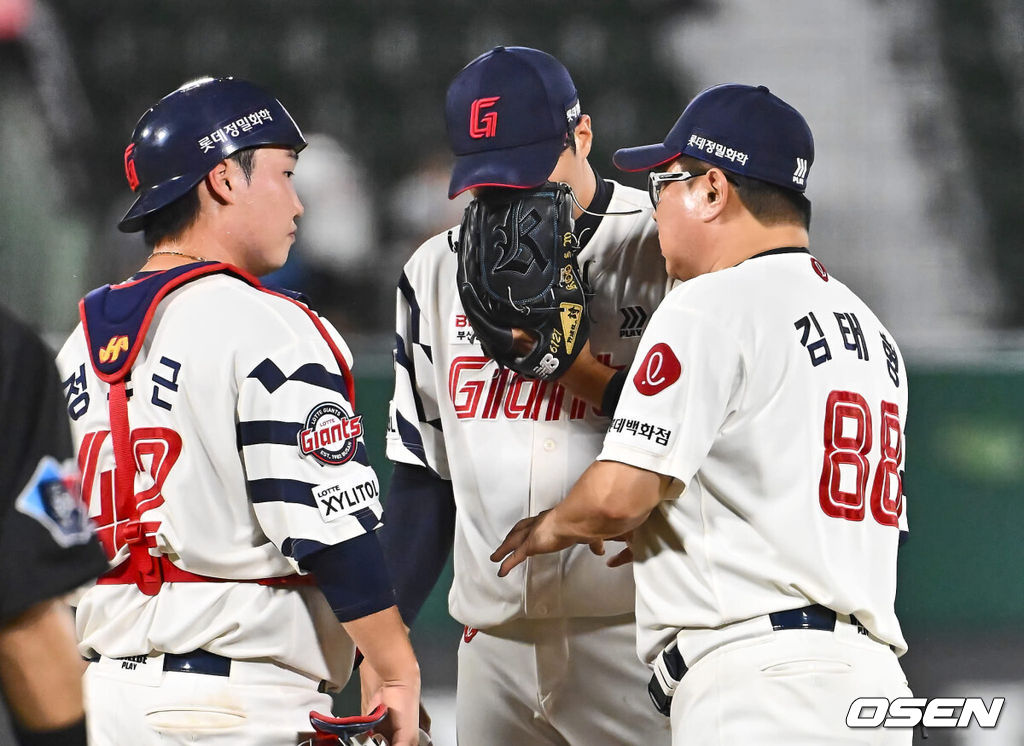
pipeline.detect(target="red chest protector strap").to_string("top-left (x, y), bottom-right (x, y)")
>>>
top-left (82, 262), bottom-right (352, 595)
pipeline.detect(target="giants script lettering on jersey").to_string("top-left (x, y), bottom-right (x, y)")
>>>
top-left (448, 354), bottom-right (622, 420)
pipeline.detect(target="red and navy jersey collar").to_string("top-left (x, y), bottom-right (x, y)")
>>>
top-left (80, 262), bottom-right (260, 383)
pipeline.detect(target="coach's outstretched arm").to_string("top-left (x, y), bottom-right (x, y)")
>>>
top-left (491, 459), bottom-right (675, 577)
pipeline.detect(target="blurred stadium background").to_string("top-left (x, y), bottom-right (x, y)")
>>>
top-left (1, 1), bottom-right (1022, 744)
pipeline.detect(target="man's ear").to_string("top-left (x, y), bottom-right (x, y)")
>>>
top-left (573, 114), bottom-right (593, 160)
top-left (204, 160), bottom-right (235, 205)
top-left (701, 168), bottom-right (731, 221)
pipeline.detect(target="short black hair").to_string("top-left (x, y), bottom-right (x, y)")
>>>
top-left (677, 155), bottom-right (811, 229)
top-left (142, 148), bottom-right (258, 248)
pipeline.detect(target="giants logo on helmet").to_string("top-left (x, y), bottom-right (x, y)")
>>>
top-left (298, 402), bottom-right (362, 465)
top-left (469, 96), bottom-right (500, 139)
top-left (124, 144), bottom-right (140, 191)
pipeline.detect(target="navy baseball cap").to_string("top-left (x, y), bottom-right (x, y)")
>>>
top-left (613, 84), bottom-right (814, 192)
top-left (445, 46), bottom-right (581, 199)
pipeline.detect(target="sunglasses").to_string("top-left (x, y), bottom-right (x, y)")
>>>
top-left (647, 170), bottom-right (704, 209)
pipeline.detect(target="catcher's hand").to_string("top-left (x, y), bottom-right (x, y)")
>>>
top-left (454, 182), bottom-right (592, 381)
top-left (307, 705), bottom-right (433, 746)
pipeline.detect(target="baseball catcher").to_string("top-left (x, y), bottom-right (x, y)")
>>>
top-left (454, 181), bottom-right (592, 380)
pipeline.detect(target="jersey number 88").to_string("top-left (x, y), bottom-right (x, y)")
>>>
top-left (818, 390), bottom-right (902, 527)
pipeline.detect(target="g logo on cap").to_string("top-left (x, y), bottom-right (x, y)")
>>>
top-left (633, 343), bottom-right (681, 396)
top-left (469, 96), bottom-right (500, 139)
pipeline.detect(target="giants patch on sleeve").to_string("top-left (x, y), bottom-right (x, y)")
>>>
top-left (311, 466), bottom-right (381, 522)
top-left (298, 402), bottom-right (362, 465)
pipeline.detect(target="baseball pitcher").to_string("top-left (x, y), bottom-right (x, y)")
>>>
top-left (373, 47), bottom-right (673, 745)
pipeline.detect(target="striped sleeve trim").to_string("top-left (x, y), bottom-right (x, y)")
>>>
top-left (397, 271), bottom-right (431, 361)
top-left (394, 410), bottom-right (428, 465)
top-left (353, 507), bottom-right (381, 532)
top-left (247, 360), bottom-right (351, 400)
top-left (395, 331), bottom-right (434, 427)
top-left (281, 537), bottom-right (332, 561)
top-left (248, 478), bottom-right (317, 507)
top-left (352, 442), bottom-right (370, 467)
top-left (238, 424), bottom-right (368, 463)
top-left (238, 420), bottom-right (301, 447)
top-left (248, 358), bottom-right (287, 392)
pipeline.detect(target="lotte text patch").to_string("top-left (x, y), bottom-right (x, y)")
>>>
top-left (311, 466), bottom-right (381, 523)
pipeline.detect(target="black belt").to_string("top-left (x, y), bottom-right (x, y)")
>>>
top-left (769, 604), bottom-right (870, 635)
top-left (648, 604), bottom-right (871, 716)
top-left (89, 649), bottom-right (232, 677)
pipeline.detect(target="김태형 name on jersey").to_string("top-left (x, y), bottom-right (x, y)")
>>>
top-left (793, 310), bottom-right (900, 388)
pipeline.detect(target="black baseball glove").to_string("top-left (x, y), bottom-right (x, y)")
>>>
top-left (454, 182), bottom-right (591, 381)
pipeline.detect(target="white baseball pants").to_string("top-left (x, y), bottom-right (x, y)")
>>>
top-left (455, 613), bottom-right (671, 745)
top-left (84, 654), bottom-right (335, 745)
top-left (669, 618), bottom-right (913, 745)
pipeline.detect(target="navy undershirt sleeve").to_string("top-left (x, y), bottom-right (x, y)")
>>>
top-left (377, 463), bottom-right (456, 626)
top-left (299, 532), bottom-right (397, 623)
top-left (601, 367), bottom-right (629, 418)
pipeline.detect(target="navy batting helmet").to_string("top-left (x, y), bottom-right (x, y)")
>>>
top-left (118, 76), bottom-right (307, 233)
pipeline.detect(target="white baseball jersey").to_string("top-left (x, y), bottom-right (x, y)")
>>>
top-left (598, 249), bottom-right (909, 664)
top-left (388, 181), bottom-right (673, 628)
top-left (56, 271), bottom-right (382, 686)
